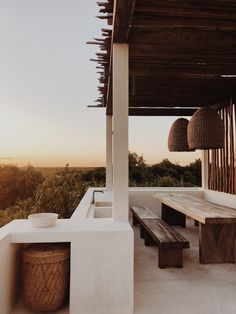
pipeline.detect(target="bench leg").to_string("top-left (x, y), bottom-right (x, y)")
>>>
top-left (140, 224), bottom-right (145, 239)
top-left (161, 204), bottom-right (186, 227)
top-left (144, 229), bottom-right (156, 246)
top-left (132, 214), bottom-right (139, 226)
top-left (158, 248), bottom-right (183, 268)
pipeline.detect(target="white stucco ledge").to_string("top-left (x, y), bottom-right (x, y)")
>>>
top-left (2, 218), bottom-right (132, 243)
top-left (128, 187), bottom-right (203, 192)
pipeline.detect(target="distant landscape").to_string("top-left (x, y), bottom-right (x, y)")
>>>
top-left (0, 152), bottom-right (201, 228)
top-left (33, 167), bottom-right (96, 178)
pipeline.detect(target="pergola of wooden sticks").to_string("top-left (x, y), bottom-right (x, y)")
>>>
top-left (88, 0), bottom-right (236, 116)
top-left (88, 0), bottom-right (236, 194)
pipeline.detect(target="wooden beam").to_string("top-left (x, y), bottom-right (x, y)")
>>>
top-left (132, 76), bottom-right (236, 86)
top-left (130, 85), bottom-right (236, 99)
top-left (129, 108), bottom-right (196, 116)
top-left (129, 96), bottom-right (230, 108)
top-left (113, 0), bottom-right (136, 42)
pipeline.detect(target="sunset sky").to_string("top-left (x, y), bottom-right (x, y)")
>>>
top-left (0, 0), bottom-right (200, 167)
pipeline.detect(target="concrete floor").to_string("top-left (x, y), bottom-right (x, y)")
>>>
top-left (134, 218), bottom-right (236, 314)
top-left (12, 300), bottom-right (69, 314)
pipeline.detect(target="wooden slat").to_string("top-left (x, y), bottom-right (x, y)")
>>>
top-left (129, 28), bottom-right (236, 53)
top-left (131, 206), bottom-right (158, 219)
top-left (229, 101), bottom-right (235, 193)
top-left (132, 17), bottom-right (236, 31)
top-left (153, 193), bottom-right (236, 224)
top-left (142, 218), bottom-right (189, 249)
top-left (130, 61), bottom-right (236, 77)
top-left (134, 0), bottom-right (236, 20)
top-left (208, 102), bottom-right (236, 195)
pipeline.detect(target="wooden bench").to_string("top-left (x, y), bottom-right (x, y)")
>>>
top-left (130, 206), bottom-right (158, 238)
top-left (130, 206), bottom-right (190, 268)
top-left (142, 218), bottom-right (189, 268)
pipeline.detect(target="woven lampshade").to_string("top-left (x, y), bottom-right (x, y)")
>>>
top-left (168, 118), bottom-right (193, 152)
top-left (187, 107), bottom-right (224, 150)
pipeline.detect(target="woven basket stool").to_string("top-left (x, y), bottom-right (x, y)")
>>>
top-left (23, 243), bottom-right (70, 312)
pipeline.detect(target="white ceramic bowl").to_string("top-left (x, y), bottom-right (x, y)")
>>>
top-left (28, 213), bottom-right (58, 228)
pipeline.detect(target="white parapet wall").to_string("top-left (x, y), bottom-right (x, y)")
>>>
top-left (129, 187), bottom-right (205, 216)
top-left (0, 227), bottom-right (23, 314)
top-left (204, 189), bottom-right (236, 208)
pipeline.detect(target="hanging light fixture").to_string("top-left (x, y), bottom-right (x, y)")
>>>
top-left (187, 107), bottom-right (224, 150)
top-left (168, 118), bottom-right (194, 152)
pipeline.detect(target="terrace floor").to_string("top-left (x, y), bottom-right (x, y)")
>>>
top-left (134, 218), bottom-right (236, 314)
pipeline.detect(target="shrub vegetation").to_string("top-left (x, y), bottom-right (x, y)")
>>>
top-left (0, 153), bottom-right (201, 227)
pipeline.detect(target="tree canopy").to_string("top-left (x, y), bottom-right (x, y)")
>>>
top-left (129, 152), bottom-right (201, 187)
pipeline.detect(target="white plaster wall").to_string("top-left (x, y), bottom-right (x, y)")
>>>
top-left (204, 189), bottom-right (236, 208)
top-left (70, 222), bottom-right (133, 314)
top-left (71, 188), bottom-right (95, 220)
top-left (0, 228), bottom-right (22, 314)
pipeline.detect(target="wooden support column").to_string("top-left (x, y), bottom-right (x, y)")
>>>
top-left (201, 150), bottom-right (209, 189)
top-left (112, 43), bottom-right (129, 221)
top-left (106, 115), bottom-right (113, 190)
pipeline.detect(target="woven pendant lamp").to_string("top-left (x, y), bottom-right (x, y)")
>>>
top-left (187, 107), bottom-right (224, 150)
top-left (168, 118), bottom-right (194, 152)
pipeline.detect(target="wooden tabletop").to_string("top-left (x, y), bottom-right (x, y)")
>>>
top-left (152, 193), bottom-right (236, 224)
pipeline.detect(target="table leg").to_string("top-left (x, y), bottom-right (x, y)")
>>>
top-left (199, 223), bottom-right (236, 264)
top-left (132, 213), bottom-right (138, 226)
top-left (161, 203), bottom-right (186, 227)
top-left (140, 224), bottom-right (145, 239)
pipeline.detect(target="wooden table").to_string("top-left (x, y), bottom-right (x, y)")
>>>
top-left (152, 193), bottom-right (236, 264)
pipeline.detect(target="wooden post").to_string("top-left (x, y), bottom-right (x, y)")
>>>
top-left (112, 43), bottom-right (129, 221)
top-left (106, 115), bottom-right (113, 190)
top-left (199, 223), bottom-right (236, 264)
top-left (201, 150), bottom-right (209, 189)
